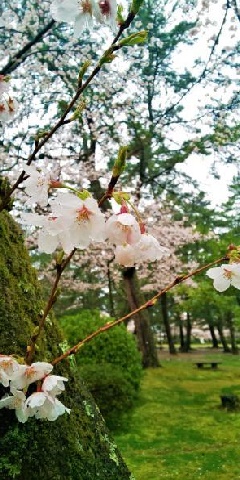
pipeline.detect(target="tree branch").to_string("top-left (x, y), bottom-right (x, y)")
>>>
top-left (52, 255), bottom-right (228, 366)
top-left (0, 20), bottom-right (56, 75)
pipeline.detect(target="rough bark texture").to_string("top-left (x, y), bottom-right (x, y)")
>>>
top-left (0, 210), bottom-right (133, 480)
top-left (122, 267), bottom-right (159, 367)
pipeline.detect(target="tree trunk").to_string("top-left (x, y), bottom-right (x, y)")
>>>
top-left (216, 318), bottom-right (231, 353)
top-left (0, 208), bottom-right (132, 480)
top-left (122, 267), bottom-right (159, 367)
top-left (186, 313), bottom-right (192, 351)
top-left (226, 313), bottom-right (239, 354)
top-left (179, 323), bottom-right (185, 351)
top-left (208, 324), bottom-right (219, 348)
top-left (180, 313), bottom-right (192, 353)
top-left (160, 292), bottom-right (176, 354)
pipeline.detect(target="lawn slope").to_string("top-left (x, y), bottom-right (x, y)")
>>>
top-left (115, 353), bottom-right (240, 480)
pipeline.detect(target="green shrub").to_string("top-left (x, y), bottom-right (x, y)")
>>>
top-left (59, 309), bottom-right (142, 429)
top-left (80, 363), bottom-right (137, 430)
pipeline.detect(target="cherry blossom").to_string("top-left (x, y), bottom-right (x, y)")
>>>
top-left (0, 356), bottom-right (19, 388)
top-left (106, 213), bottom-right (141, 246)
top-left (114, 233), bottom-right (169, 267)
top-left (137, 233), bottom-right (169, 262)
top-left (42, 375), bottom-right (68, 396)
top-left (96, 0), bottom-right (118, 30)
top-left (50, 0), bottom-right (117, 36)
top-left (0, 358), bottom-right (70, 423)
top-left (206, 263), bottom-right (240, 292)
top-left (51, 0), bottom-right (95, 36)
top-left (25, 391), bottom-right (70, 421)
top-left (115, 243), bottom-right (136, 267)
top-left (10, 362), bottom-right (53, 390)
top-left (0, 388), bottom-right (29, 423)
top-left (0, 97), bottom-right (18, 123)
top-left (22, 191), bottom-right (106, 254)
top-left (21, 212), bottom-right (74, 254)
top-left (22, 165), bottom-right (52, 207)
top-left (50, 192), bottom-right (106, 249)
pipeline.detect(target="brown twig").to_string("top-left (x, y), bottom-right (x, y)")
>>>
top-left (52, 255), bottom-right (228, 366)
top-left (25, 249), bottom-right (76, 365)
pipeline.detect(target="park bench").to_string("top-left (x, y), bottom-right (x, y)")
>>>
top-left (194, 361), bottom-right (221, 370)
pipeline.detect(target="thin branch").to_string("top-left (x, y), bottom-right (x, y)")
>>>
top-left (52, 255), bottom-right (228, 366)
top-left (231, 0), bottom-right (240, 22)
top-left (0, 20), bottom-right (56, 75)
top-left (154, 0), bottom-right (231, 126)
top-left (25, 249), bottom-right (76, 365)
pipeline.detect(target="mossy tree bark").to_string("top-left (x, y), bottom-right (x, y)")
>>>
top-left (0, 209), bottom-right (133, 480)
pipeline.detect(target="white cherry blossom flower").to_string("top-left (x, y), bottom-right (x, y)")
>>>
top-left (42, 375), bottom-right (68, 397)
top-left (50, 0), bottom-right (117, 35)
top-left (51, 192), bottom-right (106, 249)
top-left (0, 97), bottom-right (18, 122)
top-left (26, 391), bottom-right (70, 421)
top-left (0, 356), bottom-right (19, 387)
top-left (51, 0), bottom-right (95, 36)
top-left (0, 388), bottom-right (29, 423)
top-left (106, 213), bottom-right (141, 246)
top-left (10, 362), bottom-right (53, 390)
top-left (206, 263), bottom-right (240, 292)
top-left (137, 233), bottom-right (170, 262)
top-left (95, 0), bottom-right (118, 30)
top-left (114, 233), bottom-right (169, 267)
top-left (20, 212), bottom-right (74, 254)
top-left (22, 191), bottom-right (106, 254)
top-left (22, 165), bottom-right (52, 207)
top-left (115, 244), bottom-right (136, 267)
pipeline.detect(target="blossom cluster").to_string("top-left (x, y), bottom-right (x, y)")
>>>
top-left (21, 165), bottom-right (168, 267)
top-left (0, 356), bottom-right (70, 422)
top-left (50, 0), bottom-right (118, 37)
top-left (0, 75), bottom-right (18, 123)
top-left (206, 263), bottom-right (240, 292)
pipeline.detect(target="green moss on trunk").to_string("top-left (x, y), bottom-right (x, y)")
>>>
top-left (0, 210), bottom-right (132, 480)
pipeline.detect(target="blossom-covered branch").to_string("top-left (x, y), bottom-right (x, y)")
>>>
top-left (0, 3), bottom-right (145, 211)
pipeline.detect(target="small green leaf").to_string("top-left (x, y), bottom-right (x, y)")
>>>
top-left (119, 30), bottom-right (147, 47)
top-left (112, 146), bottom-right (128, 177)
top-left (112, 191), bottom-right (131, 204)
top-left (117, 4), bottom-right (125, 24)
top-left (130, 0), bottom-right (144, 15)
top-left (77, 189), bottom-right (91, 200)
top-left (78, 60), bottom-right (91, 82)
top-left (99, 51), bottom-right (117, 66)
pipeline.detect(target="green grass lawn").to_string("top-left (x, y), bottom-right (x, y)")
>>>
top-left (114, 352), bottom-right (240, 480)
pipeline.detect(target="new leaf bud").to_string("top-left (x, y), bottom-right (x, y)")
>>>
top-left (119, 31), bottom-right (148, 47)
top-left (112, 146), bottom-right (128, 177)
top-left (130, 0), bottom-right (144, 15)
